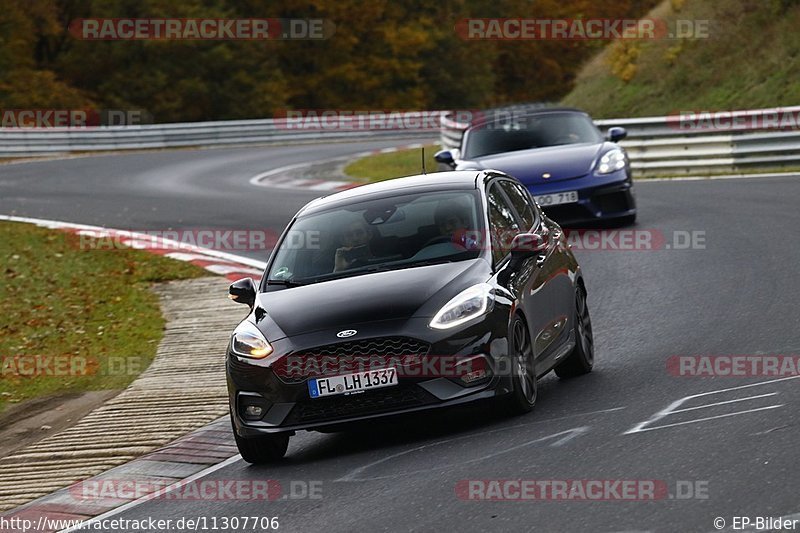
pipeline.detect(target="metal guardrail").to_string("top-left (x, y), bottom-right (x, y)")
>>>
top-left (0, 115), bottom-right (434, 158)
top-left (440, 106), bottom-right (800, 177)
top-left (3, 107), bottom-right (799, 177)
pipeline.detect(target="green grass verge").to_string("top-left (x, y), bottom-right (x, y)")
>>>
top-left (0, 221), bottom-right (208, 412)
top-left (344, 144), bottom-right (441, 183)
top-left (562, 0), bottom-right (800, 117)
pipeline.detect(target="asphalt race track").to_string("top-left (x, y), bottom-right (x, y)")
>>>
top-left (3, 142), bottom-right (800, 532)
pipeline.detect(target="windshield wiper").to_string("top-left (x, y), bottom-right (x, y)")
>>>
top-left (404, 251), bottom-right (478, 268)
top-left (265, 279), bottom-right (307, 287)
top-left (300, 264), bottom-right (392, 284)
top-left (401, 258), bottom-right (455, 269)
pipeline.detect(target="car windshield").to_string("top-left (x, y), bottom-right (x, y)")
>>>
top-left (266, 190), bottom-right (484, 285)
top-left (463, 112), bottom-right (603, 159)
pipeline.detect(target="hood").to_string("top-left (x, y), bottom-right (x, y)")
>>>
top-left (253, 259), bottom-right (489, 340)
top-left (463, 142), bottom-right (604, 183)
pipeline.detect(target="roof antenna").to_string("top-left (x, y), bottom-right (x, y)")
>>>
top-left (421, 147), bottom-right (427, 174)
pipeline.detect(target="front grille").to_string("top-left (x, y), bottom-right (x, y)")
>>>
top-left (273, 337), bottom-right (431, 383)
top-left (543, 204), bottom-right (593, 225)
top-left (593, 191), bottom-right (631, 214)
top-left (284, 383), bottom-right (439, 425)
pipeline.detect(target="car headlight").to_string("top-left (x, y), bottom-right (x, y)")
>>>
top-left (231, 321), bottom-right (273, 359)
top-left (596, 149), bottom-right (627, 174)
top-left (430, 283), bottom-right (494, 330)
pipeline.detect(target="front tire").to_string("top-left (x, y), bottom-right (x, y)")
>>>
top-left (232, 419), bottom-right (290, 464)
top-left (503, 315), bottom-right (537, 415)
top-left (555, 286), bottom-right (594, 379)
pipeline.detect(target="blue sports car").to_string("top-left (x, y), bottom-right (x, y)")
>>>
top-left (435, 108), bottom-right (636, 226)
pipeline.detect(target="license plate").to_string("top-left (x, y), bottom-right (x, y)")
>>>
top-left (308, 368), bottom-right (398, 399)
top-left (535, 191), bottom-right (579, 206)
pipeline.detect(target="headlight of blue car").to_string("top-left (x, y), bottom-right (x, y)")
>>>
top-left (596, 149), bottom-right (627, 174)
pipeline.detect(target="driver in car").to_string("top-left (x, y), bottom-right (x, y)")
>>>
top-left (334, 219), bottom-right (375, 272)
top-left (433, 201), bottom-right (478, 250)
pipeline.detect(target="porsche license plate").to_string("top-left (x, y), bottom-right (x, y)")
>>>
top-left (535, 191), bottom-right (579, 206)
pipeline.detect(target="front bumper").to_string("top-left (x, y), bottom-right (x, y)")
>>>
top-left (227, 315), bottom-right (515, 436)
top-left (524, 170), bottom-right (636, 226)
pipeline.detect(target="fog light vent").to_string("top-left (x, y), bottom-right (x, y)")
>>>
top-left (244, 405), bottom-right (263, 418)
top-left (453, 355), bottom-right (492, 387)
top-left (462, 369), bottom-right (487, 384)
top-left (238, 393), bottom-right (271, 421)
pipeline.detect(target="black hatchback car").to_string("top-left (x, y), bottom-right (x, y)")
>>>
top-left (226, 170), bottom-right (594, 462)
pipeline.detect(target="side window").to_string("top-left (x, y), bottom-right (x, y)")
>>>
top-left (498, 180), bottom-right (537, 230)
top-left (486, 183), bottom-right (522, 264)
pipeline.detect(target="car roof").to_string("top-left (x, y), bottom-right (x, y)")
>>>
top-left (297, 171), bottom-right (486, 216)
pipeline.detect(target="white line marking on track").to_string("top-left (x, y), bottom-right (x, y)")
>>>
top-left (548, 426), bottom-right (590, 447)
top-left (337, 426), bottom-right (590, 482)
top-left (53, 406), bottom-right (623, 525)
top-left (204, 264), bottom-right (263, 276)
top-left (669, 393), bottom-right (778, 414)
top-left (0, 215), bottom-right (267, 270)
top-left (248, 158), bottom-right (354, 191)
top-left (307, 181), bottom-right (354, 191)
top-left (335, 406), bottom-right (625, 483)
top-left (624, 375), bottom-right (800, 435)
top-left (57, 455), bottom-right (242, 533)
top-left (625, 405), bottom-right (784, 434)
top-left (248, 142), bottom-right (430, 190)
top-left (248, 160), bottom-right (326, 185)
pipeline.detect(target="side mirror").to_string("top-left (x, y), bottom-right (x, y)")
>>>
top-left (510, 233), bottom-right (548, 259)
top-left (434, 149), bottom-right (456, 167)
top-left (228, 277), bottom-right (256, 307)
top-left (607, 127), bottom-right (627, 143)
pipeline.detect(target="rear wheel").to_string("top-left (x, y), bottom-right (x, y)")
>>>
top-left (555, 287), bottom-right (594, 378)
top-left (503, 315), bottom-right (537, 415)
top-left (231, 417), bottom-right (290, 464)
